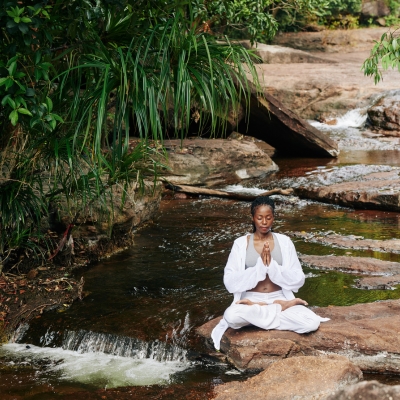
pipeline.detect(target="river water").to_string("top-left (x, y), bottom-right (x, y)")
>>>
top-left (1, 112), bottom-right (400, 398)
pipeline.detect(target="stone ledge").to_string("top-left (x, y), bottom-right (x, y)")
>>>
top-left (196, 299), bottom-right (400, 374)
top-left (213, 355), bottom-right (362, 400)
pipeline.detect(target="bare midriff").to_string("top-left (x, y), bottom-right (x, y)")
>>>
top-left (250, 276), bottom-right (281, 293)
top-left (247, 233), bottom-right (282, 293)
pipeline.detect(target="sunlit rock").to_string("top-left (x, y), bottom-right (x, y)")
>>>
top-left (213, 355), bottom-right (362, 400)
top-left (327, 380), bottom-right (400, 400)
top-left (368, 92), bottom-right (400, 135)
top-left (197, 299), bottom-right (400, 374)
top-left (162, 138), bottom-right (278, 187)
top-left (239, 41), bottom-right (332, 64)
top-left (255, 29), bottom-right (400, 120)
top-left (292, 165), bottom-right (400, 212)
top-left (361, 0), bottom-right (390, 18)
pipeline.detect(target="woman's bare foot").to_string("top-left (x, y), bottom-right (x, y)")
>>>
top-left (273, 298), bottom-right (308, 311)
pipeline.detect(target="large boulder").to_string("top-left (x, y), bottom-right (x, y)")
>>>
top-left (213, 355), bottom-right (362, 400)
top-left (196, 299), bottom-right (400, 374)
top-left (162, 138), bottom-right (278, 187)
top-left (368, 92), bottom-right (400, 134)
top-left (327, 380), bottom-right (400, 400)
top-left (362, 0), bottom-right (391, 18)
top-left (237, 82), bottom-right (339, 157)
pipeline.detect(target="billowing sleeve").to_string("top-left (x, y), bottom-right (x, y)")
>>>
top-left (266, 237), bottom-right (305, 292)
top-left (223, 240), bottom-right (267, 293)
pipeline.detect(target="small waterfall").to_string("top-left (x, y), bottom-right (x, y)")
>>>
top-left (310, 108), bottom-right (368, 130)
top-left (1, 316), bottom-right (192, 388)
top-left (62, 329), bottom-right (187, 362)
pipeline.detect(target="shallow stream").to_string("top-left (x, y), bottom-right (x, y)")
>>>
top-left (1, 116), bottom-right (400, 398)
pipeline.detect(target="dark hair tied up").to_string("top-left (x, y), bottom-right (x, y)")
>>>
top-left (250, 196), bottom-right (275, 233)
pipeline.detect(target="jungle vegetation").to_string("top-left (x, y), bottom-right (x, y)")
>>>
top-left (1, 0), bottom-right (400, 270)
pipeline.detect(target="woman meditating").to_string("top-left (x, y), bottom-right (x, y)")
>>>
top-left (211, 196), bottom-right (329, 350)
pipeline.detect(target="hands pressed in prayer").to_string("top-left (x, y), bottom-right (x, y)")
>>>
top-left (261, 241), bottom-right (271, 266)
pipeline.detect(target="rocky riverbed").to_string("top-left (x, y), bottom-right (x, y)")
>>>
top-left (2, 26), bottom-right (400, 400)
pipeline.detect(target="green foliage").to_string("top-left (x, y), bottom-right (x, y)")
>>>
top-left (0, 0), bottom-right (262, 267)
top-left (274, 0), bottom-right (362, 30)
top-left (192, 0), bottom-right (278, 42)
top-left (362, 29), bottom-right (400, 83)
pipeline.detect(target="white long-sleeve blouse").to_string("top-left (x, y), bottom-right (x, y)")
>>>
top-left (223, 232), bottom-right (305, 304)
top-left (211, 233), bottom-right (328, 350)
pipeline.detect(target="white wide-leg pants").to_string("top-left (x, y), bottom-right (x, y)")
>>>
top-left (223, 290), bottom-right (321, 334)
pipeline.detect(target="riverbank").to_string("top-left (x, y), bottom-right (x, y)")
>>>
top-left (0, 183), bottom-right (162, 341)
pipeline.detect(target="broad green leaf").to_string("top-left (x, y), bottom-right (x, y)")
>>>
top-left (34, 51), bottom-right (42, 65)
top-left (45, 97), bottom-right (53, 112)
top-left (5, 96), bottom-right (16, 108)
top-left (8, 61), bottom-right (17, 76)
top-left (1, 95), bottom-right (8, 106)
top-left (17, 108), bottom-right (32, 116)
top-left (9, 110), bottom-right (18, 125)
top-left (21, 17), bottom-right (31, 23)
top-left (14, 71), bottom-right (26, 79)
top-left (0, 77), bottom-right (7, 86)
top-left (18, 23), bottom-right (29, 34)
top-left (5, 78), bottom-right (14, 90)
top-left (52, 114), bottom-right (64, 123)
top-left (6, 20), bottom-right (16, 29)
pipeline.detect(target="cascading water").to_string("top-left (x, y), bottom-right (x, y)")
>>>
top-left (1, 315), bottom-right (191, 388)
top-left (309, 105), bottom-right (400, 151)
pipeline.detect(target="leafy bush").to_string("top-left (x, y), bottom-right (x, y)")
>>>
top-left (0, 0), bottom-right (261, 269)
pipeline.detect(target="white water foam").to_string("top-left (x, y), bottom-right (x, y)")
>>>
top-left (309, 107), bottom-right (400, 151)
top-left (3, 326), bottom-right (191, 388)
top-left (310, 108), bottom-right (368, 130)
top-left (0, 343), bottom-right (188, 388)
top-left (0, 342), bottom-right (188, 388)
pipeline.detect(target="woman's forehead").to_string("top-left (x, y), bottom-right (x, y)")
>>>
top-left (253, 205), bottom-right (274, 214)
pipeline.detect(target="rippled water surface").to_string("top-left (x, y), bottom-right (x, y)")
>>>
top-left (2, 147), bottom-right (400, 397)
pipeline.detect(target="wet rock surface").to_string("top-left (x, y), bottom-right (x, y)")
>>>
top-left (288, 165), bottom-right (400, 212)
top-left (213, 355), bottom-right (362, 400)
top-left (326, 380), bottom-right (400, 400)
top-left (299, 255), bottom-right (400, 290)
top-left (368, 92), bottom-right (400, 134)
top-left (162, 138), bottom-right (278, 187)
top-left (197, 299), bottom-right (400, 374)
